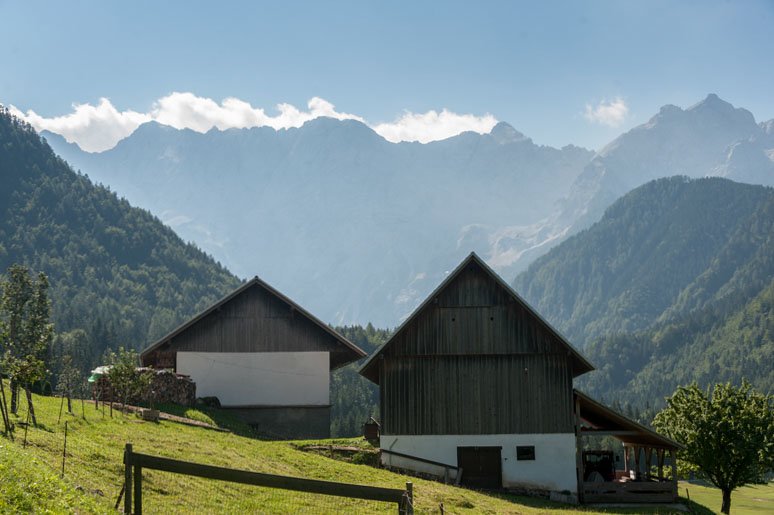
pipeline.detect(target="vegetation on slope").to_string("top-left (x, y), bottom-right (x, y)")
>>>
top-left (330, 324), bottom-right (389, 437)
top-left (0, 442), bottom-right (105, 514)
top-left (0, 108), bottom-right (241, 376)
top-left (582, 278), bottom-right (774, 407)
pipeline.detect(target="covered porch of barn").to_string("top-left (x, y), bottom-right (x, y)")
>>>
top-left (574, 390), bottom-right (683, 504)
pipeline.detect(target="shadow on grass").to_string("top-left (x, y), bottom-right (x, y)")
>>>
top-left (154, 402), bottom-right (258, 438)
top-left (680, 497), bottom-right (714, 514)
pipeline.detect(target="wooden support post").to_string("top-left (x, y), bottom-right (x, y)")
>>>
top-left (657, 449), bottom-right (665, 481)
top-left (574, 397), bottom-right (583, 503)
top-left (405, 481), bottom-right (413, 515)
top-left (633, 446), bottom-right (640, 480)
top-left (134, 465), bottom-right (142, 515)
top-left (623, 445), bottom-right (630, 477)
top-left (645, 447), bottom-right (652, 480)
top-left (124, 444), bottom-right (133, 514)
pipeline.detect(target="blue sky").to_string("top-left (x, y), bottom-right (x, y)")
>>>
top-left (1, 0), bottom-right (773, 151)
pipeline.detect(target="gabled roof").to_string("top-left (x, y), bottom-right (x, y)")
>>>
top-left (575, 389), bottom-right (684, 450)
top-left (359, 252), bottom-right (594, 382)
top-left (140, 276), bottom-right (366, 369)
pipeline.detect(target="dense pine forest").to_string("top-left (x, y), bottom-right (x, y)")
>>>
top-left (330, 324), bottom-right (390, 437)
top-left (515, 176), bottom-right (774, 408)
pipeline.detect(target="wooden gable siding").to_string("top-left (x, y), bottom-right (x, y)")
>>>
top-left (382, 354), bottom-right (574, 435)
top-left (384, 263), bottom-right (567, 357)
top-left (152, 284), bottom-right (351, 368)
top-left (381, 260), bottom-right (575, 435)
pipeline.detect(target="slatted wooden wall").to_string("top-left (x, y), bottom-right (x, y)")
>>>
top-left (382, 261), bottom-right (575, 435)
top-left (145, 284), bottom-right (354, 368)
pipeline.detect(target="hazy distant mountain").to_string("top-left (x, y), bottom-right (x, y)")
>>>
top-left (46, 118), bottom-right (593, 327)
top-left (45, 94), bottom-right (774, 327)
top-left (559, 94), bottom-right (774, 231)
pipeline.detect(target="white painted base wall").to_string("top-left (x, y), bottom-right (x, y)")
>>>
top-left (176, 351), bottom-right (329, 407)
top-left (381, 433), bottom-right (577, 494)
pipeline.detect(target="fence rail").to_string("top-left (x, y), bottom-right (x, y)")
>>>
top-left (582, 480), bottom-right (677, 503)
top-left (381, 448), bottom-right (461, 484)
top-left (123, 443), bottom-right (412, 514)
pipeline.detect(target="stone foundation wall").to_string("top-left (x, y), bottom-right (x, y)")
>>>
top-left (228, 406), bottom-right (331, 439)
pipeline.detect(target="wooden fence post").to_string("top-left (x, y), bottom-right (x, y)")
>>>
top-left (134, 465), bottom-right (142, 515)
top-left (61, 422), bottom-right (68, 478)
top-left (406, 482), bottom-right (413, 515)
top-left (124, 443), bottom-right (132, 514)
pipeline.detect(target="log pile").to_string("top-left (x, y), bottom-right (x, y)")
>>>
top-left (93, 368), bottom-right (196, 407)
top-left (142, 368), bottom-right (196, 406)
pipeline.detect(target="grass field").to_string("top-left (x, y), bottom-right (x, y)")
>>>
top-left (678, 480), bottom-right (774, 515)
top-left (1, 382), bottom-right (769, 514)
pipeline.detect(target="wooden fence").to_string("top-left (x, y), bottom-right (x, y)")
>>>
top-left (123, 443), bottom-right (412, 514)
top-left (582, 480), bottom-right (677, 503)
top-left (381, 448), bottom-right (461, 484)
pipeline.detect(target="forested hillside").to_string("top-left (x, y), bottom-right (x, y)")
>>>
top-left (514, 176), bottom-right (774, 407)
top-left (0, 108), bottom-right (242, 373)
top-left (582, 278), bottom-right (773, 406)
top-left (515, 176), bottom-right (774, 346)
top-left (330, 324), bottom-right (390, 437)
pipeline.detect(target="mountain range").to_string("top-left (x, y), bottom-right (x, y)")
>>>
top-left (43, 95), bottom-right (774, 328)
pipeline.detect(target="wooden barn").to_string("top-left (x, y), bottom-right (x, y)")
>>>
top-left (359, 253), bottom-right (680, 503)
top-left (141, 277), bottom-right (366, 439)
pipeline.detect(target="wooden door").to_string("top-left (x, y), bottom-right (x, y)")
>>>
top-left (457, 446), bottom-right (502, 489)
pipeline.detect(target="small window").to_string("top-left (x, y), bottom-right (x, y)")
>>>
top-left (516, 446), bottom-right (535, 461)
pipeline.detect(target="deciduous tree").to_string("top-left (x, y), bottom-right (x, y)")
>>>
top-left (653, 381), bottom-right (774, 514)
top-left (105, 347), bottom-right (149, 410)
top-left (0, 265), bottom-right (54, 425)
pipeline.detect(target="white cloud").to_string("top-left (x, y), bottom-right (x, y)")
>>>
top-left (372, 109), bottom-right (498, 143)
top-left (150, 92), bottom-right (364, 133)
top-left (584, 97), bottom-right (629, 127)
top-left (10, 93), bottom-right (498, 152)
top-left (10, 98), bottom-right (151, 152)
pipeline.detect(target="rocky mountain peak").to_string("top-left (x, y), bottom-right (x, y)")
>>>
top-left (489, 121), bottom-right (528, 144)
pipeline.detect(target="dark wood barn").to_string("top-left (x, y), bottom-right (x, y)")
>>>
top-left (360, 252), bottom-right (680, 503)
top-left (141, 276), bottom-right (365, 439)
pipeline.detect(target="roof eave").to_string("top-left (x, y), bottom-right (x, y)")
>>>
top-left (141, 276), bottom-right (366, 365)
top-left (574, 389), bottom-right (684, 450)
top-left (358, 252), bottom-right (595, 380)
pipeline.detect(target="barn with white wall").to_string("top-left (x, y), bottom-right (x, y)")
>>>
top-left (360, 253), bottom-right (679, 503)
top-left (141, 277), bottom-right (365, 438)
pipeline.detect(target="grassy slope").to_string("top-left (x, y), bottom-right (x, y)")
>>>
top-left (679, 481), bottom-right (774, 515)
top-left (3, 383), bottom-right (769, 514)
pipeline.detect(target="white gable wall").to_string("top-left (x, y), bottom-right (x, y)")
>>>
top-left (177, 351), bottom-right (329, 407)
top-left (381, 433), bottom-right (577, 495)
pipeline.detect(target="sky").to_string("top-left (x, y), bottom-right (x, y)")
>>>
top-left (1, 0), bottom-right (773, 152)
